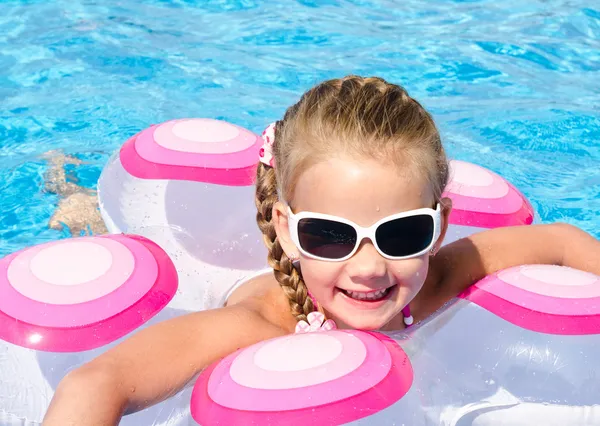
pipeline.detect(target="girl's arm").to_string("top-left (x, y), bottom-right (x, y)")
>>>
top-left (43, 303), bottom-right (287, 426)
top-left (418, 223), bottom-right (600, 317)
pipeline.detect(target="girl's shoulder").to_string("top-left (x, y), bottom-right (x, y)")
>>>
top-left (226, 270), bottom-right (297, 333)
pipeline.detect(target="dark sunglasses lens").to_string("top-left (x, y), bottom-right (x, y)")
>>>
top-left (376, 215), bottom-right (434, 257)
top-left (297, 218), bottom-right (357, 259)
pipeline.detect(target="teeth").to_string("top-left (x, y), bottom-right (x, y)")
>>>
top-left (345, 288), bottom-right (389, 301)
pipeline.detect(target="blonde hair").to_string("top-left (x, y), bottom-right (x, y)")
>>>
top-left (255, 75), bottom-right (449, 322)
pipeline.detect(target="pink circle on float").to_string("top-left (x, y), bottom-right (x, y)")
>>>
top-left (445, 178), bottom-right (523, 214)
top-left (441, 160), bottom-right (535, 228)
top-left (460, 265), bottom-right (600, 335)
top-left (253, 333), bottom-right (343, 371)
top-left (208, 331), bottom-right (391, 411)
top-left (172, 120), bottom-right (239, 142)
top-left (191, 332), bottom-right (413, 425)
top-left (0, 235), bottom-right (157, 327)
top-left (135, 124), bottom-right (260, 169)
top-left (154, 119), bottom-right (254, 154)
top-left (7, 239), bottom-right (134, 305)
top-left (520, 265), bottom-right (598, 286)
top-left (445, 160), bottom-right (509, 199)
top-left (229, 332), bottom-right (366, 389)
top-left (475, 276), bottom-right (600, 315)
top-left (0, 234), bottom-right (178, 352)
top-left (498, 265), bottom-right (600, 299)
top-left (30, 242), bottom-right (112, 285)
top-left (451, 160), bottom-right (494, 186)
top-left (461, 285), bottom-right (600, 336)
top-left (119, 122), bottom-right (262, 186)
top-left (446, 194), bottom-right (534, 228)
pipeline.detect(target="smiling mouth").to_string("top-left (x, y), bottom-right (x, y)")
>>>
top-left (339, 286), bottom-right (394, 302)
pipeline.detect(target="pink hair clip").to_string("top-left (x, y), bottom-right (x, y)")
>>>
top-left (295, 311), bottom-right (337, 333)
top-left (259, 122), bottom-right (276, 168)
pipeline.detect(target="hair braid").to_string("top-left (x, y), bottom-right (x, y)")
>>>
top-left (254, 162), bottom-right (315, 322)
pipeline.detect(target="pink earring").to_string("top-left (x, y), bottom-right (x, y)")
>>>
top-left (402, 305), bottom-right (414, 327)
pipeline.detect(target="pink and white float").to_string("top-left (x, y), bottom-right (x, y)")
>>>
top-left (1, 118), bottom-right (596, 426)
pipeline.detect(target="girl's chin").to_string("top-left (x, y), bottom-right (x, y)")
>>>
top-left (335, 316), bottom-right (389, 331)
top-left (326, 306), bottom-right (397, 331)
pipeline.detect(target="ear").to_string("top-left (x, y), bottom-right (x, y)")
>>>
top-left (272, 201), bottom-right (300, 259)
top-left (432, 197), bottom-right (453, 255)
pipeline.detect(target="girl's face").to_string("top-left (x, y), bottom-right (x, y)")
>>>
top-left (274, 156), bottom-right (450, 330)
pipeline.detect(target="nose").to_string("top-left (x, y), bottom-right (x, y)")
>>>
top-left (345, 239), bottom-right (387, 282)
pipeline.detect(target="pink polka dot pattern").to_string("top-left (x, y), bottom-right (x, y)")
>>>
top-left (190, 330), bottom-right (413, 425)
top-left (443, 160), bottom-right (534, 228)
top-left (460, 264), bottom-right (600, 335)
top-left (0, 234), bottom-right (178, 352)
top-left (119, 118), bottom-right (262, 185)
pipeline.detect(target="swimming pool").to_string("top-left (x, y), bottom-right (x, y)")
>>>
top-left (0, 0), bottom-right (598, 257)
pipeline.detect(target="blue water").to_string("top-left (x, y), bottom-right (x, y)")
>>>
top-left (0, 0), bottom-right (599, 256)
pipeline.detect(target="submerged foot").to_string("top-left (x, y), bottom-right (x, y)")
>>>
top-left (43, 150), bottom-right (107, 236)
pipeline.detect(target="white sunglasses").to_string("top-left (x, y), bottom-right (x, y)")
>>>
top-left (287, 204), bottom-right (441, 262)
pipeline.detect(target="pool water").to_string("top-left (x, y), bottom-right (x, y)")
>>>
top-left (0, 0), bottom-right (598, 257)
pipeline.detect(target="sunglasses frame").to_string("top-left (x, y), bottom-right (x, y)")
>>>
top-left (287, 204), bottom-right (442, 262)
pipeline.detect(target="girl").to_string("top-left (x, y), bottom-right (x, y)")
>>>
top-left (43, 76), bottom-right (600, 425)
